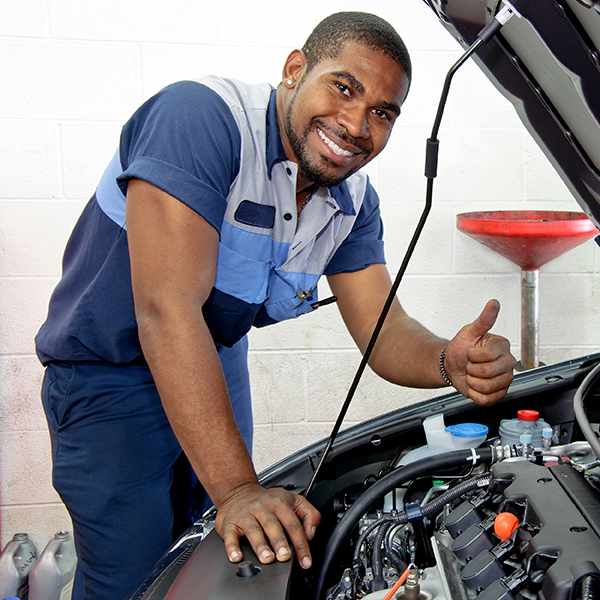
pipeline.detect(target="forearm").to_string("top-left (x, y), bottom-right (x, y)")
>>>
top-left (138, 309), bottom-right (257, 508)
top-left (367, 308), bottom-right (449, 388)
top-left (330, 265), bottom-right (514, 404)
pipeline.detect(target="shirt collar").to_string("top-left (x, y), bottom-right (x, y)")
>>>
top-left (329, 182), bottom-right (356, 216)
top-left (265, 89), bottom-right (356, 216)
top-left (266, 89), bottom-right (288, 177)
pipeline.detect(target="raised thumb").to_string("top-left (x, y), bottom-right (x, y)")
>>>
top-left (468, 299), bottom-right (500, 340)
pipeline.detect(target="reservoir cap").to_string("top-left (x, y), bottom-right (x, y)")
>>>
top-left (445, 423), bottom-right (489, 438)
top-left (517, 410), bottom-right (539, 421)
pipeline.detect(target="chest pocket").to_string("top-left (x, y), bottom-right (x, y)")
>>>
top-left (234, 200), bottom-right (275, 229)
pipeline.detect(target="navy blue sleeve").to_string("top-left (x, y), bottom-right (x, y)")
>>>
top-left (117, 81), bottom-right (241, 233)
top-left (324, 181), bottom-right (386, 275)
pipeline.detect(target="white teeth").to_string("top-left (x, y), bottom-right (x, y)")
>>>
top-left (318, 129), bottom-right (353, 157)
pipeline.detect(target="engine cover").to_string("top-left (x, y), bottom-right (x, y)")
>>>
top-left (437, 460), bottom-right (600, 600)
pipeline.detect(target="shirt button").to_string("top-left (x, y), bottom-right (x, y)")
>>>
top-left (286, 167), bottom-right (292, 176)
top-left (283, 213), bottom-right (293, 221)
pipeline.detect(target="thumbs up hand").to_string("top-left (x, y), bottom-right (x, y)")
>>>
top-left (444, 299), bottom-right (516, 405)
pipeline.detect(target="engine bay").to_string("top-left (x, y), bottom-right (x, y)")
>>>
top-left (301, 360), bottom-right (600, 600)
top-left (130, 354), bottom-right (600, 600)
top-left (319, 443), bottom-right (600, 600)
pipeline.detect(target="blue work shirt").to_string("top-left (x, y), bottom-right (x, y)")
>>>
top-left (36, 77), bottom-right (386, 365)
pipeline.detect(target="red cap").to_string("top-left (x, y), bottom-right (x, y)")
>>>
top-left (517, 410), bottom-right (539, 422)
top-left (494, 512), bottom-right (519, 540)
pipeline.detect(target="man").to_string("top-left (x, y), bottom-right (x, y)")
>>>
top-left (36, 11), bottom-right (516, 600)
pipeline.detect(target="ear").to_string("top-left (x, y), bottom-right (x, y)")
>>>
top-left (282, 49), bottom-right (307, 87)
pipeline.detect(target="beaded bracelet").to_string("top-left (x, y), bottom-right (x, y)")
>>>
top-left (440, 346), bottom-right (452, 386)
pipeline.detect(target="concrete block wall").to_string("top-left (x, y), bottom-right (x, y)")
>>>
top-left (1, 0), bottom-right (599, 552)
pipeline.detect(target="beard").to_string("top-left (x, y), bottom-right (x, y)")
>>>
top-left (284, 95), bottom-right (369, 188)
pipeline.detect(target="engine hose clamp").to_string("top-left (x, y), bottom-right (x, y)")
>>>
top-left (405, 501), bottom-right (424, 522)
top-left (466, 448), bottom-right (480, 464)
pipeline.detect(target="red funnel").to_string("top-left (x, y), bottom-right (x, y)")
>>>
top-left (456, 210), bottom-right (597, 371)
top-left (456, 211), bottom-right (597, 270)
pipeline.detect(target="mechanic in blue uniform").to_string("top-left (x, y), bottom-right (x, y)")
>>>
top-left (35, 11), bottom-right (516, 600)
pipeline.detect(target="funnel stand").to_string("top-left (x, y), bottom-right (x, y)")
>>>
top-left (521, 269), bottom-right (539, 370)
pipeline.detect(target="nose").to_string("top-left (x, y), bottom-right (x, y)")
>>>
top-left (337, 104), bottom-right (370, 140)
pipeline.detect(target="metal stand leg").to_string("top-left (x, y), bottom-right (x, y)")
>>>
top-left (521, 269), bottom-right (540, 370)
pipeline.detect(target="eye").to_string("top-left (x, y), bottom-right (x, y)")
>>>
top-left (372, 108), bottom-right (392, 122)
top-left (335, 82), bottom-right (351, 97)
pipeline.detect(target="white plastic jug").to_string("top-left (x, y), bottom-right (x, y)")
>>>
top-left (0, 532), bottom-right (37, 599)
top-left (28, 532), bottom-right (77, 600)
top-left (399, 414), bottom-right (488, 465)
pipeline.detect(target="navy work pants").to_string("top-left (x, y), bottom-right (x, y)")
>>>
top-left (41, 337), bottom-right (252, 600)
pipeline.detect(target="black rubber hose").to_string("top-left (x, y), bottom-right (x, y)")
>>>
top-left (387, 546), bottom-right (408, 576)
top-left (385, 524), bottom-right (408, 574)
top-left (314, 447), bottom-right (493, 600)
top-left (353, 517), bottom-right (391, 565)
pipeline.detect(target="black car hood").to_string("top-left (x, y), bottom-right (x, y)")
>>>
top-left (424, 0), bottom-right (600, 229)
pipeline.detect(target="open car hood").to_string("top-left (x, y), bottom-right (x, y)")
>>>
top-left (425, 0), bottom-right (600, 228)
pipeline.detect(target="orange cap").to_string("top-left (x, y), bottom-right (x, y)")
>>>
top-left (494, 512), bottom-right (519, 540)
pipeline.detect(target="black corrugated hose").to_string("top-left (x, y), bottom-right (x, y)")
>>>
top-left (371, 521), bottom-right (394, 591)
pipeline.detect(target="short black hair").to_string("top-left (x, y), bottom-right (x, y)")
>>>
top-left (301, 12), bottom-right (412, 82)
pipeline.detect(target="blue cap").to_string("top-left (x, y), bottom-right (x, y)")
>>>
top-left (445, 423), bottom-right (488, 438)
top-left (520, 434), bottom-right (533, 444)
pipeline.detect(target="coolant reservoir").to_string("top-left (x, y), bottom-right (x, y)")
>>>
top-left (399, 414), bottom-right (488, 465)
top-left (499, 410), bottom-right (550, 449)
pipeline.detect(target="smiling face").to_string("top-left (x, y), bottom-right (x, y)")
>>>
top-left (278, 41), bottom-right (410, 190)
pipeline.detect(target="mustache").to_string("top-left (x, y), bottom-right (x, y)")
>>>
top-left (311, 118), bottom-right (371, 156)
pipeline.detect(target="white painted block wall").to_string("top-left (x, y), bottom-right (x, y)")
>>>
top-left (1, 0), bottom-right (599, 553)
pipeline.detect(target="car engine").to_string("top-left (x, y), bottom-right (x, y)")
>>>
top-left (321, 444), bottom-right (600, 600)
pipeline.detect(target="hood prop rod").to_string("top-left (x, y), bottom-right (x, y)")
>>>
top-left (304, 3), bottom-right (519, 499)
